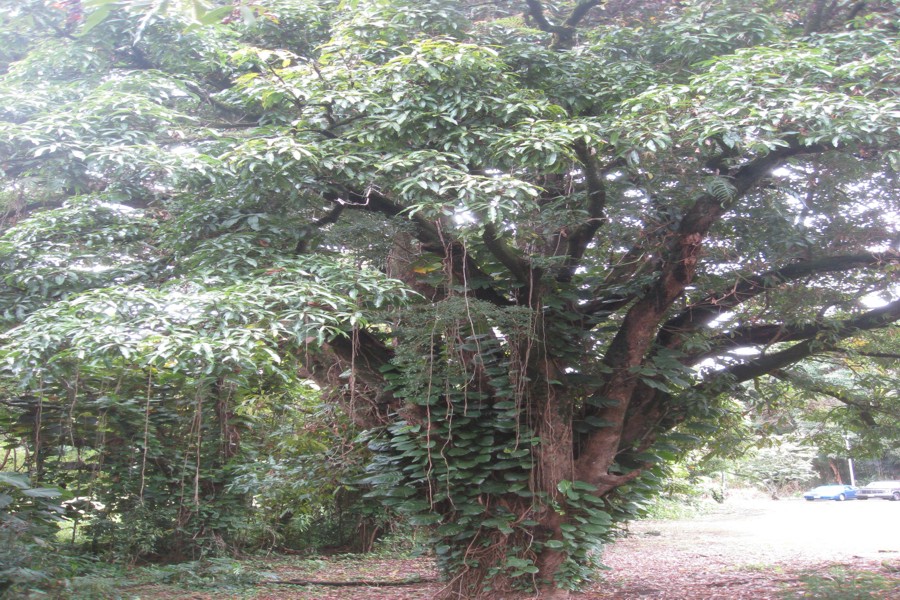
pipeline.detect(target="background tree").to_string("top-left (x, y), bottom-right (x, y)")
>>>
top-left (1, 0), bottom-right (899, 597)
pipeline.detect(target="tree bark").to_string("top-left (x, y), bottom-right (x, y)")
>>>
top-left (829, 458), bottom-right (843, 484)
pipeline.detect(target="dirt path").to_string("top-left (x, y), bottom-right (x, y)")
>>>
top-left (132, 496), bottom-right (900, 599)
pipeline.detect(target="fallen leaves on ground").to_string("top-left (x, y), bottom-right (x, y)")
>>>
top-left (126, 497), bottom-right (900, 599)
top-left (252, 556), bottom-right (445, 600)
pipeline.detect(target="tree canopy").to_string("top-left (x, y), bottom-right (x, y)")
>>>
top-left (1, 0), bottom-right (899, 597)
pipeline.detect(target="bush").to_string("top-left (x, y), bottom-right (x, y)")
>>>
top-left (0, 472), bottom-right (87, 596)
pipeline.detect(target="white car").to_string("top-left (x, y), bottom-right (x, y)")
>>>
top-left (855, 480), bottom-right (900, 501)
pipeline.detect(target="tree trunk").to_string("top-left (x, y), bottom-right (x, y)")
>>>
top-left (215, 380), bottom-right (240, 461)
top-left (436, 359), bottom-right (583, 597)
top-left (829, 458), bottom-right (843, 484)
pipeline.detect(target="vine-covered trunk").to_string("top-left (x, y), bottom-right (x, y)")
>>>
top-left (441, 383), bottom-right (580, 598)
top-left (365, 301), bottom-right (627, 598)
top-left (528, 363), bottom-right (579, 593)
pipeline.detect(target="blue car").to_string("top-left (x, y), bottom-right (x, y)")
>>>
top-left (803, 484), bottom-right (857, 501)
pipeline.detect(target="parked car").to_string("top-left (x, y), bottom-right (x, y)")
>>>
top-left (856, 480), bottom-right (900, 501)
top-left (802, 484), bottom-right (857, 501)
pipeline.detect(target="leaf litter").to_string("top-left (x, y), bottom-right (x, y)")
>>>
top-left (128, 496), bottom-right (900, 599)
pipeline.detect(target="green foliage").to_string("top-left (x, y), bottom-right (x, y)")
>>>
top-left (136, 557), bottom-right (266, 590)
top-left (0, 472), bottom-right (65, 595)
top-left (653, 1), bottom-right (782, 66)
top-left (640, 460), bottom-right (722, 520)
top-left (227, 388), bottom-right (391, 553)
top-left (791, 566), bottom-right (900, 599)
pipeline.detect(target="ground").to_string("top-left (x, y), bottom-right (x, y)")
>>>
top-left (595, 491), bottom-right (900, 599)
top-left (124, 492), bottom-right (900, 599)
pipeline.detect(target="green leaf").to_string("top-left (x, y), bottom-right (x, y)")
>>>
top-left (198, 6), bottom-right (235, 25)
top-left (0, 473), bottom-right (30, 490)
top-left (408, 513), bottom-right (442, 526)
top-left (23, 487), bottom-right (62, 499)
top-left (571, 481), bottom-right (597, 492)
top-left (77, 4), bottom-right (116, 37)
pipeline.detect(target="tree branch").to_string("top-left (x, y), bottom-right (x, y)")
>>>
top-left (523, 0), bottom-right (605, 49)
top-left (557, 140), bottom-right (608, 283)
top-left (851, 351), bottom-right (900, 360)
top-left (482, 222), bottom-right (534, 284)
top-left (294, 203), bottom-right (344, 254)
top-left (581, 141), bottom-right (828, 330)
top-left (691, 296), bottom-right (900, 363)
top-left (804, 0), bottom-right (867, 34)
top-left (770, 369), bottom-right (886, 427)
top-left (564, 0), bottom-right (606, 28)
top-left (575, 142), bottom-right (839, 482)
top-left (523, 0), bottom-right (557, 32)
top-left (709, 298), bottom-right (900, 386)
top-left (618, 298), bottom-right (900, 452)
top-left (330, 187), bottom-right (513, 307)
top-left (658, 252), bottom-right (900, 348)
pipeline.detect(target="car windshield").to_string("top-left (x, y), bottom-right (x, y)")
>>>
top-left (865, 481), bottom-right (897, 487)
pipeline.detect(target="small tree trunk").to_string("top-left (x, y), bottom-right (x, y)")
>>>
top-left (213, 379), bottom-right (240, 461)
top-left (829, 458), bottom-right (843, 484)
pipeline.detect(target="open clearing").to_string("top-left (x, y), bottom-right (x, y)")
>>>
top-left (129, 495), bottom-right (900, 599)
top-left (597, 494), bottom-right (900, 599)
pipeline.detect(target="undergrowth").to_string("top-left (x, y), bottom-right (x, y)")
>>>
top-left (642, 495), bottom-right (718, 521)
top-left (788, 565), bottom-right (900, 599)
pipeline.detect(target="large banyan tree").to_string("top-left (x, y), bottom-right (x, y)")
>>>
top-left (1, 0), bottom-right (899, 596)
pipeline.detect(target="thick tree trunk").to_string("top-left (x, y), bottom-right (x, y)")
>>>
top-left (438, 356), bottom-right (581, 597)
top-left (531, 386), bottom-right (575, 592)
top-left (439, 504), bottom-right (574, 599)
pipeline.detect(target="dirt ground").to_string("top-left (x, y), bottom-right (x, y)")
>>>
top-left (595, 492), bottom-right (900, 599)
top-left (135, 493), bottom-right (900, 599)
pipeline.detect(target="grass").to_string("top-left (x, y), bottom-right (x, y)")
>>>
top-left (744, 563), bottom-right (785, 574)
top-left (785, 565), bottom-right (900, 599)
top-left (642, 495), bottom-right (718, 521)
top-left (56, 558), bottom-right (274, 600)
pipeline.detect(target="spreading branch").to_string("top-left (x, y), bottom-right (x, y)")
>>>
top-left (557, 140), bottom-right (609, 283)
top-left (524, 0), bottom-right (606, 49)
top-left (617, 298), bottom-right (900, 451)
top-left (575, 142), bottom-right (840, 482)
top-left (295, 204), bottom-right (345, 254)
top-left (770, 369), bottom-right (890, 427)
top-left (659, 252), bottom-right (900, 348)
top-left (481, 222), bottom-right (532, 284)
top-left (328, 186), bottom-right (512, 307)
top-left (710, 298), bottom-right (900, 386)
top-left (694, 297), bottom-right (900, 363)
top-left (850, 351), bottom-right (900, 360)
top-left (804, 0), bottom-right (868, 34)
